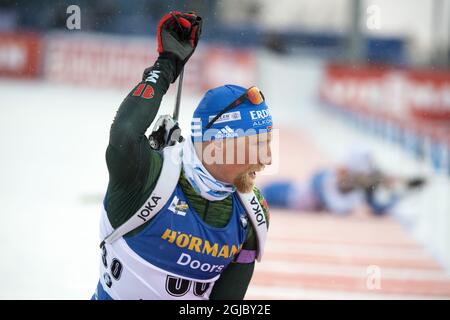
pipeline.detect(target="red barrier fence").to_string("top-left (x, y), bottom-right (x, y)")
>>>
top-left (0, 32), bottom-right (42, 78)
top-left (320, 63), bottom-right (450, 174)
top-left (0, 32), bottom-right (256, 94)
top-left (43, 34), bottom-right (161, 89)
top-left (320, 63), bottom-right (450, 122)
top-left (408, 70), bottom-right (450, 120)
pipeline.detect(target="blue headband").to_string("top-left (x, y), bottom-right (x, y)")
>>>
top-left (191, 85), bottom-right (272, 142)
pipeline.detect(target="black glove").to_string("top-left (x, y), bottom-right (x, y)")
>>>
top-left (148, 115), bottom-right (183, 151)
top-left (157, 11), bottom-right (202, 82)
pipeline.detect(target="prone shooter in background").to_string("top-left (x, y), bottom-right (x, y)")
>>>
top-left (261, 149), bottom-right (426, 216)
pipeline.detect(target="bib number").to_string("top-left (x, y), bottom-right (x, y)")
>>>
top-left (165, 275), bottom-right (210, 298)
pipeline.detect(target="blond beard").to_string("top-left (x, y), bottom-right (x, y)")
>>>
top-left (233, 164), bottom-right (264, 193)
top-left (233, 173), bottom-right (255, 193)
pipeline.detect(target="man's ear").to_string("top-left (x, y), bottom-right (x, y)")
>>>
top-left (211, 139), bottom-right (225, 165)
top-left (212, 139), bottom-right (224, 151)
top-left (200, 140), bottom-right (225, 165)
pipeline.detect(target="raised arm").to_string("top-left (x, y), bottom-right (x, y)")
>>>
top-left (106, 58), bottom-right (174, 186)
top-left (106, 12), bottom-right (202, 187)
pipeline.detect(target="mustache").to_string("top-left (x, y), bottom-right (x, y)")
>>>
top-left (235, 164), bottom-right (266, 181)
top-left (247, 164), bottom-right (265, 173)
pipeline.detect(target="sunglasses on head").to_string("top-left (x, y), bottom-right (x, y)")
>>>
top-left (205, 86), bottom-right (265, 129)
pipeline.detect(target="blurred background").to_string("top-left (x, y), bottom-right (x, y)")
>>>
top-left (1, 0), bottom-right (450, 299)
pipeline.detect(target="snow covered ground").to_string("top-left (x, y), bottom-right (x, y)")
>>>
top-left (0, 79), bottom-right (124, 298)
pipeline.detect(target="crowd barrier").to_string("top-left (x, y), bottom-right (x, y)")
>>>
top-left (0, 32), bottom-right (42, 78)
top-left (0, 31), bottom-right (256, 93)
